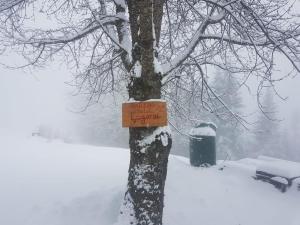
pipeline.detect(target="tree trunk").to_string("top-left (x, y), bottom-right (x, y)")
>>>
top-left (119, 1), bottom-right (172, 225)
top-left (121, 126), bottom-right (171, 225)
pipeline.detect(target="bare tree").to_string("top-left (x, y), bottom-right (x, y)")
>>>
top-left (1, 0), bottom-right (300, 224)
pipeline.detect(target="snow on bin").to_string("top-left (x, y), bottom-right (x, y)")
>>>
top-left (189, 122), bottom-right (217, 167)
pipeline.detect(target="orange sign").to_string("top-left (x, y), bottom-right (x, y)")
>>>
top-left (122, 101), bottom-right (167, 127)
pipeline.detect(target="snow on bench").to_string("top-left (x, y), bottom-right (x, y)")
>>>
top-left (257, 160), bottom-right (300, 179)
top-left (293, 178), bottom-right (300, 191)
top-left (270, 176), bottom-right (289, 185)
top-left (219, 155), bottom-right (300, 192)
top-left (255, 156), bottom-right (300, 192)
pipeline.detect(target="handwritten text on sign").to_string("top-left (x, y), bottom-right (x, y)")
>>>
top-left (122, 101), bottom-right (167, 127)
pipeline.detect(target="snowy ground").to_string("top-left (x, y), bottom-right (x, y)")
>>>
top-left (0, 135), bottom-right (299, 225)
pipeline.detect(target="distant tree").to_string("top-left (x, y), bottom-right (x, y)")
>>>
top-left (1, 1), bottom-right (300, 224)
top-left (253, 88), bottom-right (280, 157)
top-left (73, 95), bottom-right (128, 148)
top-left (210, 70), bottom-right (245, 159)
top-left (287, 110), bottom-right (300, 161)
top-left (169, 69), bottom-right (246, 159)
top-left (278, 110), bottom-right (300, 161)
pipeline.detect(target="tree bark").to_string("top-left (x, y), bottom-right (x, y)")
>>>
top-left (120, 1), bottom-right (172, 225)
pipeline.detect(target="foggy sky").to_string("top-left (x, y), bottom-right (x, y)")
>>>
top-left (0, 60), bottom-right (71, 136)
top-left (1, 54), bottom-right (299, 138)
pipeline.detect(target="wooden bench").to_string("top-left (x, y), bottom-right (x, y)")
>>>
top-left (254, 156), bottom-right (300, 193)
top-left (254, 170), bottom-right (300, 192)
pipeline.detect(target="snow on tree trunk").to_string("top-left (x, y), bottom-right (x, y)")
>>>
top-left (119, 126), bottom-right (171, 225)
top-left (118, 1), bottom-right (172, 225)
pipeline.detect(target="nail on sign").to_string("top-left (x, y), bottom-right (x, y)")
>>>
top-left (122, 101), bottom-right (167, 127)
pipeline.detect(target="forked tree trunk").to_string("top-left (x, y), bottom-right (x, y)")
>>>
top-left (119, 1), bottom-right (172, 225)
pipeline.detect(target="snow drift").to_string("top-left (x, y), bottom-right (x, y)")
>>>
top-left (0, 135), bottom-right (299, 225)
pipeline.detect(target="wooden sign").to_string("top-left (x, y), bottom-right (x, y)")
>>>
top-left (122, 101), bottom-right (167, 127)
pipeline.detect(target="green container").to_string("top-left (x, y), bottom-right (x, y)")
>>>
top-left (189, 123), bottom-right (216, 167)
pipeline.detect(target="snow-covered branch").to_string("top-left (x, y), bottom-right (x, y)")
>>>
top-left (17, 20), bottom-right (107, 46)
top-left (114, 0), bottom-right (132, 70)
top-left (0, 0), bottom-right (25, 12)
top-left (161, 7), bottom-right (219, 75)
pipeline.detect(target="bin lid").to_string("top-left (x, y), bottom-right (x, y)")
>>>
top-left (189, 122), bottom-right (216, 137)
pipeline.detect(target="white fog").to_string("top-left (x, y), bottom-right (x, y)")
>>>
top-left (1, 1), bottom-right (300, 225)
